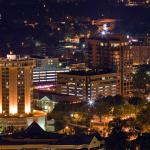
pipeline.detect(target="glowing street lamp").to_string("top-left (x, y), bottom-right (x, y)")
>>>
top-left (88, 100), bottom-right (94, 106)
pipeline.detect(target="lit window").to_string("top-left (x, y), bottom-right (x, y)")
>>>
top-left (102, 77), bottom-right (105, 80)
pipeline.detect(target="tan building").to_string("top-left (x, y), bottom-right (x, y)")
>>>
top-left (0, 53), bottom-right (36, 115)
top-left (57, 71), bottom-right (121, 101)
top-left (132, 45), bottom-right (150, 65)
top-left (86, 34), bottom-right (133, 96)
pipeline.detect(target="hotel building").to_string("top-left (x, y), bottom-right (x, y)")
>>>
top-left (0, 53), bottom-right (36, 115)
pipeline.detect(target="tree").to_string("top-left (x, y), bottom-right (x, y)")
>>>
top-left (133, 65), bottom-right (150, 95)
top-left (106, 118), bottom-right (129, 150)
top-left (137, 104), bottom-right (150, 132)
top-left (94, 100), bottom-right (111, 121)
top-left (128, 97), bottom-right (144, 114)
top-left (113, 95), bottom-right (124, 106)
top-left (95, 95), bottom-right (125, 120)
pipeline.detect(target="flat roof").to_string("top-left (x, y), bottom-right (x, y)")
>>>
top-left (58, 70), bottom-right (115, 76)
top-left (88, 34), bottom-right (128, 42)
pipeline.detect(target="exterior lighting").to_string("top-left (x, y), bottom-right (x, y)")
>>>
top-left (70, 113), bottom-right (74, 117)
top-left (101, 31), bottom-right (106, 35)
top-left (103, 24), bottom-right (108, 31)
top-left (59, 63), bottom-right (62, 67)
top-left (88, 100), bottom-right (94, 106)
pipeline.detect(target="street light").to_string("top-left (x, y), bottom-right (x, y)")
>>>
top-left (88, 100), bottom-right (94, 106)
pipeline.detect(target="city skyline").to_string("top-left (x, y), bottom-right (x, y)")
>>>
top-left (0, 1), bottom-right (149, 150)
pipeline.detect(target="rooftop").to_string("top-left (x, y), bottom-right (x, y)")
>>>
top-left (58, 69), bottom-right (115, 76)
top-left (0, 122), bottom-right (103, 146)
top-left (88, 34), bottom-right (129, 42)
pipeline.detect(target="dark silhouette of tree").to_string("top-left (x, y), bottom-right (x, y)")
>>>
top-left (136, 133), bottom-right (150, 150)
top-left (106, 119), bottom-right (129, 150)
top-left (94, 100), bottom-right (111, 121)
top-left (128, 97), bottom-right (143, 114)
top-left (128, 97), bottom-right (142, 106)
top-left (137, 104), bottom-right (150, 132)
top-left (133, 65), bottom-right (150, 96)
top-left (113, 95), bottom-right (124, 106)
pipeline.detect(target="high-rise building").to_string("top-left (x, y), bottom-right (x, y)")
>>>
top-left (131, 35), bottom-right (150, 65)
top-left (0, 52), bottom-right (36, 115)
top-left (87, 34), bottom-right (133, 96)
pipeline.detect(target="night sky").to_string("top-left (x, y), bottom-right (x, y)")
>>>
top-left (0, 0), bottom-right (149, 55)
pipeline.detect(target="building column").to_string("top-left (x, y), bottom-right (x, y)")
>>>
top-left (0, 68), bottom-right (2, 113)
top-left (9, 67), bottom-right (18, 115)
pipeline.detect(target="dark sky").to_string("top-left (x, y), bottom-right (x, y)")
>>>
top-left (0, 0), bottom-right (149, 55)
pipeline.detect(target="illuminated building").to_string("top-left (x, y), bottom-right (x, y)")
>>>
top-left (0, 110), bottom-right (46, 131)
top-left (33, 57), bottom-right (69, 85)
top-left (56, 41), bottom-right (78, 59)
top-left (0, 52), bottom-right (36, 115)
top-left (33, 89), bottom-right (82, 105)
top-left (33, 96), bottom-right (57, 113)
top-left (69, 63), bottom-right (90, 71)
top-left (86, 34), bottom-right (133, 97)
top-left (131, 36), bottom-right (150, 65)
top-left (87, 34), bottom-right (131, 71)
top-left (132, 45), bottom-right (150, 65)
top-left (0, 53), bottom-right (47, 131)
top-left (57, 71), bottom-right (121, 101)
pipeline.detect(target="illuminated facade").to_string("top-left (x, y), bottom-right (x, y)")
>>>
top-left (57, 71), bottom-right (121, 101)
top-left (131, 36), bottom-right (150, 65)
top-left (132, 45), bottom-right (150, 65)
top-left (87, 34), bottom-right (133, 96)
top-left (0, 53), bottom-right (36, 115)
top-left (33, 57), bottom-right (69, 85)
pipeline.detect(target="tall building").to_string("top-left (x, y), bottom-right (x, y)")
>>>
top-left (0, 52), bottom-right (36, 115)
top-left (87, 34), bottom-right (133, 96)
top-left (131, 35), bottom-right (150, 65)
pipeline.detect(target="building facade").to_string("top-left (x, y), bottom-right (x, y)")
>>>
top-left (57, 71), bottom-right (121, 101)
top-left (33, 57), bottom-right (69, 85)
top-left (0, 53), bottom-right (36, 115)
top-left (87, 34), bottom-right (133, 96)
top-left (132, 45), bottom-right (150, 65)
top-left (131, 35), bottom-right (150, 65)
